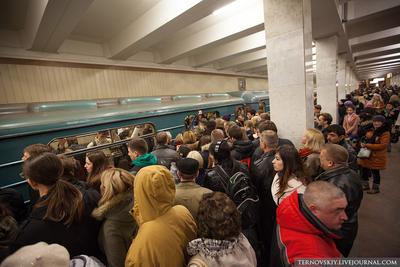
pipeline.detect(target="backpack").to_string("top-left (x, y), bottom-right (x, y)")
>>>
top-left (215, 166), bottom-right (259, 229)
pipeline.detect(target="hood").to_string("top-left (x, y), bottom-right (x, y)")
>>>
top-left (277, 191), bottom-right (339, 239)
top-left (233, 140), bottom-right (254, 155)
top-left (132, 153), bottom-right (157, 167)
top-left (132, 165), bottom-right (175, 225)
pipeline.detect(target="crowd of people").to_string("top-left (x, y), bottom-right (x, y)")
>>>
top-left (0, 84), bottom-right (399, 267)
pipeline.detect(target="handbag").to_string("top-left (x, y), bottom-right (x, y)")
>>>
top-left (357, 147), bottom-right (371, 158)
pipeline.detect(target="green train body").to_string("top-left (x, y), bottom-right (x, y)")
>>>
top-left (0, 91), bottom-right (268, 198)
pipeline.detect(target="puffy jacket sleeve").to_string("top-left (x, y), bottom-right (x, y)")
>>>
top-left (365, 132), bottom-right (390, 151)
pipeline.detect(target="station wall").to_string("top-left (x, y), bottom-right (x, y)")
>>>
top-left (0, 62), bottom-right (268, 104)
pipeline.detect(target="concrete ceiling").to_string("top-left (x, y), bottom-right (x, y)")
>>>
top-left (0, 0), bottom-right (399, 80)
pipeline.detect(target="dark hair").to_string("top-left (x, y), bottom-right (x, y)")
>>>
top-left (198, 135), bottom-right (211, 149)
top-left (23, 153), bottom-right (83, 226)
top-left (259, 112), bottom-right (270, 120)
top-left (59, 155), bottom-right (77, 181)
top-left (319, 113), bottom-right (333, 125)
top-left (314, 104), bottom-right (322, 110)
top-left (197, 192), bottom-right (241, 240)
top-left (86, 151), bottom-right (109, 191)
top-left (206, 120), bottom-right (217, 132)
top-left (275, 145), bottom-right (309, 197)
top-left (228, 125), bottom-right (243, 140)
top-left (128, 137), bottom-right (148, 155)
top-left (23, 144), bottom-right (53, 159)
top-left (209, 140), bottom-right (241, 176)
top-left (258, 120), bottom-right (277, 133)
top-left (178, 145), bottom-right (191, 158)
top-left (156, 132), bottom-right (169, 145)
top-left (326, 124), bottom-right (345, 136)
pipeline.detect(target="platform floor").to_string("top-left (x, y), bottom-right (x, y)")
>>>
top-left (349, 142), bottom-right (400, 257)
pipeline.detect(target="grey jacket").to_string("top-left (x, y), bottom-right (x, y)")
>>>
top-left (92, 192), bottom-right (138, 267)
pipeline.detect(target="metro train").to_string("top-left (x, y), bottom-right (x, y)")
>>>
top-left (0, 90), bottom-right (268, 198)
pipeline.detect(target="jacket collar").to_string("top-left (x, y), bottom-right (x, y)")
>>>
top-left (316, 165), bottom-right (350, 181)
top-left (298, 194), bottom-right (341, 239)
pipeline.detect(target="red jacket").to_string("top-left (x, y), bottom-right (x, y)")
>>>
top-left (275, 191), bottom-right (341, 266)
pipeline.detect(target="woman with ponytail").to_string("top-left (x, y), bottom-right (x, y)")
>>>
top-left (12, 153), bottom-right (102, 258)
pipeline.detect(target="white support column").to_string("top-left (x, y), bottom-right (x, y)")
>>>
top-left (316, 35), bottom-right (338, 124)
top-left (337, 54), bottom-right (346, 100)
top-left (263, 0), bottom-right (313, 147)
top-left (345, 64), bottom-right (351, 94)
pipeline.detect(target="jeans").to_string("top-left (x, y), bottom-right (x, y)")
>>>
top-left (361, 167), bottom-right (381, 185)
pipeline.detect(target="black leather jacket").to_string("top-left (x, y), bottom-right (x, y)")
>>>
top-left (316, 165), bottom-right (363, 256)
top-left (231, 140), bottom-right (254, 161)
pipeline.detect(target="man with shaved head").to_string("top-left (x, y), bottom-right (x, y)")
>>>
top-left (271, 181), bottom-right (347, 266)
top-left (316, 144), bottom-right (363, 257)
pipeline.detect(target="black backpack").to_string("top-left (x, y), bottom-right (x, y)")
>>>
top-left (215, 166), bottom-right (259, 229)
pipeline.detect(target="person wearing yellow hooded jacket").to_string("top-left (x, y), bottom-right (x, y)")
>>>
top-left (125, 165), bottom-right (197, 267)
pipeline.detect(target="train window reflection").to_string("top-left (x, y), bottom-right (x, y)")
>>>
top-left (47, 123), bottom-right (156, 155)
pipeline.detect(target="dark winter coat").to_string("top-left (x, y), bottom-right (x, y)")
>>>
top-left (151, 144), bottom-right (178, 169)
top-left (231, 140), bottom-right (254, 161)
top-left (315, 165), bottom-right (363, 256)
top-left (12, 195), bottom-right (102, 259)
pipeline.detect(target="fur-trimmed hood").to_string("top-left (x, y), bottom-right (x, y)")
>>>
top-left (92, 191), bottom-right (133, 221)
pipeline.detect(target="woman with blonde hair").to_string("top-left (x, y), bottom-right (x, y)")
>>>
top-left (92, 168), bottom-right (138, 267)
top-left (299, 128), bottom-right (324, 179)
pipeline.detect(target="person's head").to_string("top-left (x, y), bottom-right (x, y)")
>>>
top-left (386, 102), bottom-right (394, 111)
top-left (128, 137), bottom-right (148, 160)
top-left (198, 118), bottom-right (208, 130)
top-left (85, 151), bottom-right (109, 175)
top-left (318, 113), bottom-right (333, 127)
top-left (260, 130), bottom-right (278, 152)
top-left (182, 131), bottom-right (197, 144)
top-left (224, 121), bottom-right (237, 135)
top-left (92, 168), bottom-right (134, 219)
top-left (303, 181), bottom-right (348, 230)
top-left (259, 112), bottom-right (270, 121)
top-left (197, 192), bottom-right (241, 240)
top-left (272, 145), bottom-right (308, 196)
top-left (301, 128), bottom-right (325, 153)
top-left (244, 120), bottom-right (254, 130)
top-left (156, 132), bottom-right (170, 146)
top-left (132, 165), bottom-right (175, 225)
top-left (215, 118), bottom-right (225, 129)
top-left (177, 158), bottom-right (199, 181)
top-left (187, 150), bottom-right (204, 169)
top-left (346, 105), bottom-right (355, 115)
top-left (1, 242), bottom-right (70, 267)
top-left (227, 125), bottom-right (243, 141)
top-left (23, 153), bottom-right (83, 226)
top-left (246, 109), bottom-right (256, 120)
top-left (319, 144), bottom-right (348, 170)
top-left (177, 145), bottom-right (191, 158)
top-left (209, 140), bottom-right (231, 164)
top-left (22, 144), bottom-right (53, 161)
top-left (326, 124), bottom-right (346, 144)
top-left (257, 120), bottom-right (278, 136)
top-left (198, 135), bottom-right (211, 150)
top-left (314, 105), bottom-right (322, 114)
top-left (372, 115), bottom-right (386, 129)
top-left (211, 129), bottom-right (225, 143)
top-left (59, 155), bottom-right (77, 179)
top-left (206, 120), bottom-right (217, 133)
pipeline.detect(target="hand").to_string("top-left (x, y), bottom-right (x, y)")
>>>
top-left (361, 143), bottom-right (366, 148)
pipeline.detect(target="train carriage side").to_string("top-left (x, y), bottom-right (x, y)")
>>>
top-left (228, 90), bottom-right (270, 113)
top-left (0, 93), bottom-right (244, 198)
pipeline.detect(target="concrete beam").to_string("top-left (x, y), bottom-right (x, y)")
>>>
top-left (217, 48), bottom-right (267, 70)
top-left (158, 3), bottom-right (264, 64)
top-left (234, 59), bottom-right (267, 72)
top-left (356, 53), bottom-right (400, 65)
top-left (351, 34), bottom-right (400, 53)
top-left (346, 5), bottom-right (400, 38)
top-left (355, 47), bottom-right (400, 61)
top-left (108, 0), bottom-right (234, 59)
top-left (23, 0), bottom-right (94, 52)
top-left (192, 31), bottom-right (266, 67)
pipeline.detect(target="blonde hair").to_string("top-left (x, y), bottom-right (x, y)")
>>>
top-left (303, 128), bottom-right (325, 153)
top-left (187, 150), bottom-right (204, 169)
top-left (183, 131), bottom-right (197, 144)
top-left (98, 168), bottom-right (134, 206)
